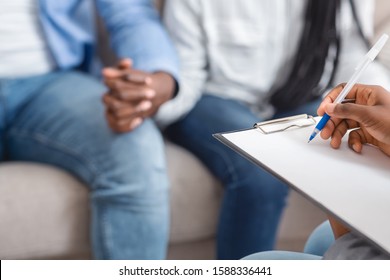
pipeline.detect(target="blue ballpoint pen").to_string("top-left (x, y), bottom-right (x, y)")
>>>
top-left (308, 33), bottom-right (389, 143)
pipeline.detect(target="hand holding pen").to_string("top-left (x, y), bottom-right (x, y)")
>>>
top-left (316, 83), bottom-right (390, 156)
top-left (308, 33), bottom-right (389, 142)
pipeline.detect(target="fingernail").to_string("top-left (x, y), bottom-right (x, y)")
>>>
top-left (102, 69), bottom-right (109, 76)
top-left (145, 77), bottom-right (152, 85)
top-left (145, 89), bottom-right (155, 98)
top-left (138, 101), bottom-right (152, 111)
top-left (352, 144), bottom-right (361, 153)
top-left (130, 118), bottom-right (143, 129)
top-left (122, 58), bottom-right (132, 64)
top-left (103, 68), bottom-right (114, 74)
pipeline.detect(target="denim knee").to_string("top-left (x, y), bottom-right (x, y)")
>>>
top-left (304, 221), bottom-right (335, 256)
top-left (88, 119), bottom-right (170, 206)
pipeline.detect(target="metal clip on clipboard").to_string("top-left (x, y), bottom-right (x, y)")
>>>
top-left (253, 114), bottom-right (316, 134)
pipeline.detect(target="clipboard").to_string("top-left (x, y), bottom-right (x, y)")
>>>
top-left (213, 115), bottom-right (390, 255)
top-left (253, 114), bottom-right (316, 134)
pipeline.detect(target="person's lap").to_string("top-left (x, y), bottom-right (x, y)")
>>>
top-left (166, 95), bottom-right (290, 259)
top-left (166, 94), bottom-right (322, 181)
top-left (239, 99), bottom-right (333, 261)
top-left (1, 71), bottom-right (169, 259)
top-left (165, 94), bottom-right (323, 259)
top-left (304, 221), bottom-right (335, 256)
top-left (274, 97), bottom-right (322, 119)
top-left (243, 221), bottom-right (334, 260)
top-left (243, 250), bottom-right (322, 260)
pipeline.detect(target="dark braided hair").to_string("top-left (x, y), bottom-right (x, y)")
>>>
top-left (270, 0), bottom-right (341, 111)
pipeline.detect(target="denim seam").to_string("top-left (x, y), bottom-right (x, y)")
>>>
top-left (100, 205), bottom-right (113, 260)
top-left (7, 129), bottom-right (100, 182)
top-left (194, 116), bottom-right (242, 189)
top-left (0, 84), bottom-right (7, 142)
top-left (1, 84), bottom-right (11, 160)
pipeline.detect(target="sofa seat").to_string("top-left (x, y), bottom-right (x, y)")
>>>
top-left (0, 140), bottom-right (326, 260)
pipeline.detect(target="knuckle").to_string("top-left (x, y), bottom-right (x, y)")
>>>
top-left (337, 103), bottom-right (352, 114)
top-left (373, 85), bottom-right (385, 92)
top-left (113, 80), bottom-right (120, 88)
top-left (119, 92), bottom-right (128, 99)
top-left (115, 108), bottom-right (125, 118)
top-left (112, 109), bottom-right (122, 118)
top-left (117, 108), bottom-right (130, 118)
top-left (102, 94), bottom-right (110, 104)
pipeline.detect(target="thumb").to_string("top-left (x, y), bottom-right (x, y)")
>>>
top-left (102, 67), bottom-right (123, 79)
top-left (117, 58), bottom-right (133, 70)
top-left (325, 103), bottom-right (368, 124)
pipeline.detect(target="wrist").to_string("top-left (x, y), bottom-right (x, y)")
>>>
top-left (151, 72), bottom-right (176, 103)
top-left (328, 216), bottom-right (350, 239)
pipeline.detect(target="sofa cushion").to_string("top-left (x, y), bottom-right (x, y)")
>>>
top-left (0, 141), bottom-right (222, 259)
top-left (0, 162), bottom-right (90, 259)
top-left (166, 142), bottom-right (222, 243)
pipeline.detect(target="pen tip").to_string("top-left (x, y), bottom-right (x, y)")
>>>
top-left (308, 134), bottom-right (316, 143)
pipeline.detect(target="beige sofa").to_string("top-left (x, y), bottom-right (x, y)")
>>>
top-left (1, 0), bottom-right (389, 260)
top-left (0, 147), bottom-right (326, 260)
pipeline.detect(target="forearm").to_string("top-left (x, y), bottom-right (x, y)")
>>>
top-left (96, 0), bottom-right (180, 80)
top-left (150, 71), bottom-right (177, 107)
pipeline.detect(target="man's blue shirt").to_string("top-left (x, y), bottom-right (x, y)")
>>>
top-left (38, 0), bottom-right (179, 79)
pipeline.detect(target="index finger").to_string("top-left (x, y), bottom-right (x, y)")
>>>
top-left (318, 84), bottom-right (347, 140)
top-left (117, 58), bottom-right (133, 70)
top-left (103, 68), bottom-right (151, 85)
top-left (105, 79), bottom-right (155, 101)
top-left (317, 83), bottom-right (370, 116)
top-left (124, 73), bottom-right (152, 85)
top-left (317, 83), bottom-right (345, 116)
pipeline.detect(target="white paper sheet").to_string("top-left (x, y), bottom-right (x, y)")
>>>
top-left (216, 117), bottom-right (390, 254)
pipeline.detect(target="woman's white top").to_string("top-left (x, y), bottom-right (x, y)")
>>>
top-left (156, 0), bottom-right (390, 126)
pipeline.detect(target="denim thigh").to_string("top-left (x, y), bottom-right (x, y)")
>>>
top-left (6, 71), bottom-right (168, 196)
top-left (0, 83), bottom-right (4, 160)
top-left (166, 94), bottom-right (265, 186)
top-left (5, 71), bottom-right (170, 259)
top-left (166, 95), bottom-right (289, 259)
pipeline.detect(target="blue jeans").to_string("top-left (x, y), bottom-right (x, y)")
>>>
top-left (0, 71), bottom-right (169, 259)
top-left (242, 221), bottom-right (335, 260)
top-left (165, 94), bottom-right (321, 259)
top-left (304, 221), bottom-right (335, 256)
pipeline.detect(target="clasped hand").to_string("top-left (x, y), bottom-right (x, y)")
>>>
top-left (102, 59), bottom-right (175, 133)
